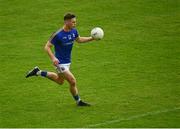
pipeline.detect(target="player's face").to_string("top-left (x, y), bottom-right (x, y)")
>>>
top-left (65, 18), bottom-right (76, 29)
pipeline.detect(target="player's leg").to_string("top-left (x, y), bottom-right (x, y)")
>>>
top-left (45, 72), bottom-right (64, 85)
top-left (26, 66), bottom-right (64, 85)
top-left (26, 66), bottom-right (90, 106)
top-left (63, 70), bottom-right (90, 106)
top-left (63, 70), bottom-right (78, 96)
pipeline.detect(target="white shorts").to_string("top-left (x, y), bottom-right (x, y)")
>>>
top-left (56, 63), bottom-right (71, 73)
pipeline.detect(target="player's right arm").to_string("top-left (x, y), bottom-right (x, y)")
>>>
top-left (44, 41), bottom-right (59, 66)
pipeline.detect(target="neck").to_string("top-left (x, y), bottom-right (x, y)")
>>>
top-left (63, 25), bottom-right (71, 32)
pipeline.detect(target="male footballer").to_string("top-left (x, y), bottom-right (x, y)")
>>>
top-left (26, 13), bottom-right (95, 106)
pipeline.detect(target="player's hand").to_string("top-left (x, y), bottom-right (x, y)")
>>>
top-left (91, 36), bottom-right (100, 41)
top-left (52, 58), bottom-right (59, 66)
top-left (91, 36), bottom-right (95, 40)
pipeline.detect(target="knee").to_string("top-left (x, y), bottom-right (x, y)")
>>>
top-left (69, 78), bottom-right (76, 86)
top-left (56, 77), bottom-right (64, 85)
top-left (58, 80), bottom-right (64, 85)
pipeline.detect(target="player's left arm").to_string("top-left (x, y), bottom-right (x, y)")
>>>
top-left (76, 36), bottom-right (94, 43)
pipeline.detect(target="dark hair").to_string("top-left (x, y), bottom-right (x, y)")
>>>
top-left (64, 13), bottom-right (76, 21)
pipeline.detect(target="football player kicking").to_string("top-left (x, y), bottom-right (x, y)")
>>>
top-left (26, 13), bottom-right (95, 106)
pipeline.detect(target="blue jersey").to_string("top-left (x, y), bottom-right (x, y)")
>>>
top-left (50, 28), bottom-right (79, 64)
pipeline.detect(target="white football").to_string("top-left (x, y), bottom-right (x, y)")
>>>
top-left (91, 27), bottom-right (104, 40)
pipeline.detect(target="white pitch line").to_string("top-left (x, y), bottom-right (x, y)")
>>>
top-left (87, 107), bottom-right (180, 127)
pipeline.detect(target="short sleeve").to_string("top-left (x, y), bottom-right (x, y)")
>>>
top-left (75, 29), bottom-right (79, 38)
top-left (49, 33), bottom-right (58, 45)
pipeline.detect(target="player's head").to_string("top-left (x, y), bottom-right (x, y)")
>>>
top-left (64, 13), bottom-right (76, 29)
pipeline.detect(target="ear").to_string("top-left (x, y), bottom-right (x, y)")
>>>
top-left (65, 20), bottom-right (71, 25)
top-left (64, 20), bottom-right (67, 24)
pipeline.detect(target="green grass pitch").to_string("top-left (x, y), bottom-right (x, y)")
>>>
top-left (0, 0), bottom-right (180, 127)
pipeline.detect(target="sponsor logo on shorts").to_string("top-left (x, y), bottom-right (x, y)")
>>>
top-left (60, 67), bottom-right (65, 71)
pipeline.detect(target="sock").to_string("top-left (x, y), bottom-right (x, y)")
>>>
top-left (37, 70), bottom-right (47, 77)
top-left (73, 95), bottom-right (81, 103)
